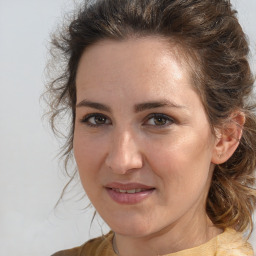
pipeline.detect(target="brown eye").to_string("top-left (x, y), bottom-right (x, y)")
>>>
top-left (153, 116), bottom-right (167, 126)
top-left (94, 115), bottom-right (107, 124)
top-left (145, 113), bottom-right (174, 127)
top-left (81, 114), bottom-right (111, 127)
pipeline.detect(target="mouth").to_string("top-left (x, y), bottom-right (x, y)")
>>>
top-left (111, 188), bottom-right (150, 194)
top-left (105, 182), bottom-right (155, 204)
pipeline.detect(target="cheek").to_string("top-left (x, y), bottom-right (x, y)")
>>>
top-left (73, 134), bottom-right (107, 206)
top-left (73, 131), bottom-right (106, 184)
top-left (144, 129), bottom-right (214, 191)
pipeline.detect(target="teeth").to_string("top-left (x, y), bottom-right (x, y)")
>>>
top-left (113, 188), bottom-right (146, 193)
top-left (127, 189), bottom-right (136, 194)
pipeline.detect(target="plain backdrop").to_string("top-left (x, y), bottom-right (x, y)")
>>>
top-left (0, 0), bottom-right (255, 255)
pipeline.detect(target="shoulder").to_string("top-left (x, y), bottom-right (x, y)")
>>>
top-left (216, 228), bottom-right (254, 256)
top-left (51, 247), bottom-right (81, 256)
top-left (51, 231), bottom-right (115, 256)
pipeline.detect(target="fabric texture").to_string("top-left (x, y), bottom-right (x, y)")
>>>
top-left (51, 228), bottom-right (254, 256)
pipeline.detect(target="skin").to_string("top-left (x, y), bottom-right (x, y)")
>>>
top-left (74, 37), bottom-right (224, 256)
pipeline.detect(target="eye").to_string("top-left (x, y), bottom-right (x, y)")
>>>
top-left (144, 113), bottom-right (174, 127)
top-left (80, 113), bottom-right (111, 127)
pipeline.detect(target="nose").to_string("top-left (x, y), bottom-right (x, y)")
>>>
top-left (105, 130), bottom-right (143, 174)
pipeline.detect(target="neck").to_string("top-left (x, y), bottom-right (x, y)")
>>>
top-left (114, 212), bottom-right (222, 256)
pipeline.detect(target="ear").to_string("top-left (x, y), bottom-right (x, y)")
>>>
top-left (211, 111), bottom-right (245, 164)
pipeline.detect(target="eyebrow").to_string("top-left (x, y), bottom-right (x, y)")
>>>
top-left (76, 99), bottom-right (186, 113)
top-left (134, 101), bottom-right (186, 113)
top-left (76, 100), bottom-right (111, 112)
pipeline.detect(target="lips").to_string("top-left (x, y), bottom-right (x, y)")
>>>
top-left (111, 188), bottom-right (148, 193)
top-left (105, 182), bottom-right (155, 204)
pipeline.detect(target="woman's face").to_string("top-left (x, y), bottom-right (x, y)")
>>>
top-left (74, 37), bottom-right (217, 237)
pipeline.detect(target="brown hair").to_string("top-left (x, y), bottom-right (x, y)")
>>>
top-left (44, 0), bottom-right (256, 234)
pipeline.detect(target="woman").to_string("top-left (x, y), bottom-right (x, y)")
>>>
top-left (46, 0), bottom-right (256, 255)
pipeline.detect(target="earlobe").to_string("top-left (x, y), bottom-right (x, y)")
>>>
top-left (211, 112), bottom-right (245, 164)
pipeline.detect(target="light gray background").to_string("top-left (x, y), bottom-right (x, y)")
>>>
top-left (0, 0), bottom-right (255, 255)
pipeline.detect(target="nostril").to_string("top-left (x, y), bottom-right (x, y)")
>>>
top-left (105, 150), bottom-right (143, 174)
top-left (105, 131), bottom-right (143, 173)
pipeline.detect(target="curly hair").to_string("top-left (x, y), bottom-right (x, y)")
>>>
top-left (44, 0), bottom-right (256, 235)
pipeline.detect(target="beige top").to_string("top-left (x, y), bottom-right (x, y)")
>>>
top-left (52, 228), bottom-right (254, 256)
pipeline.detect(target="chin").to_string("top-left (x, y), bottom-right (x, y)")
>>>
top-left (106, 216), bottom-right (158, 238)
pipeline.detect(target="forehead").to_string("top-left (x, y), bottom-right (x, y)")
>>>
top-left (76, 36), bottom-right (195, 94)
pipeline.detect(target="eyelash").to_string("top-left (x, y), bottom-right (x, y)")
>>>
top-left (80, 113), bottom-right (175, 128)
top-left (80, 113), bottom-right (111, 127)
top-left (144, 113), bottom-right (175, 127)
